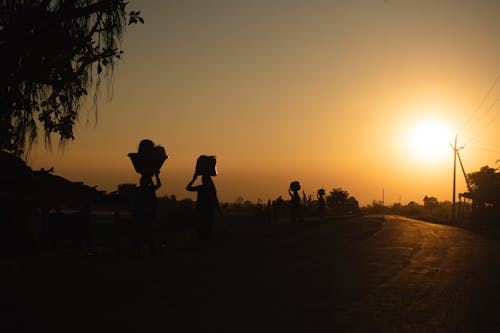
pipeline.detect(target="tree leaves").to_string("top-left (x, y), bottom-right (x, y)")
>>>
top-left (128, 10), bottom-right (144, 25)
top-left (0, 0), bottom-right (143, 155)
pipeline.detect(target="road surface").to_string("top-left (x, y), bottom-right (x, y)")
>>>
top-left (3, 215), bottom-right (500, 332)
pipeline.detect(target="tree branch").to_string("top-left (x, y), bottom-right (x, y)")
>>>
top-left (64, 0), bottom-right (123, 19)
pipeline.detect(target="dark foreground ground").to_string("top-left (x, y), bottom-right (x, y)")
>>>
top-left (3, 215), bottom-right (500, 332)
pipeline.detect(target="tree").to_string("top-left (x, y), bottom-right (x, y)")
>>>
top-left (0, 0), bottom-right (143, 155)
top-left (467, 165), bottom-right (500, 206)
top-left (326, 188), bottom-right (349, 208)
top-left (117, 183), bottom-right (137, 194)
top-left (423, 195), bottom-right (439, 214)
top-left (326, 187), bottom-right (359, 215)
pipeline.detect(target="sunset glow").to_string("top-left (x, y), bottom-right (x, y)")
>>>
top-left (5, 2), bottom-right (500, 329)
top-left (409, 121), bottom-right (453, 161)
top-left (27, 1), bottom-right (500, 206)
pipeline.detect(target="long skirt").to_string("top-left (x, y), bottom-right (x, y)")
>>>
top-left (195, 210), bottom-right (214, 241)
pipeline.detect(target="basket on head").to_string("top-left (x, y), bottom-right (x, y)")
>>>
top-left (195, 155), bottom-right (217, 176)
top-left (128, 139), bottom-right (168, 177)
top-left (290, 181), bottom-right (301, 191)
top-left (138, 139), bottom-right (154, 154)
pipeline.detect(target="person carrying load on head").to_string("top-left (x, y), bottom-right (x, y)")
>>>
top-left (128, 139), bottom-right (167, 255)
top-left (289, 181), bottom-right (303, 223)
top-left (186, 155), bottom-right (221, 244)
top-left (317, 188), bottom-right (327, 219)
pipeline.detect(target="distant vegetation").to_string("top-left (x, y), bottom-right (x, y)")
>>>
top-left (2, 152), bottom-right (497, 257)
top-left (363, 199), bottom-right (454, 223)
top-left (364, 165), bottom-right (499, 224)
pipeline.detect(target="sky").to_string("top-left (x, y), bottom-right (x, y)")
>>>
top-left (28, 0), bottom-right (500, 206)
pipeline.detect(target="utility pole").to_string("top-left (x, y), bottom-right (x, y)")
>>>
top-left (382, 187), bottom-right (385, 206)
top-left (452, 136), bottom-right (457, 223)
top-left (382, 187), bottom-right (385, 215)
top-left (457, 149), bottom-right (472, 193)
top-left (451, 135), bottom-right (464, 224)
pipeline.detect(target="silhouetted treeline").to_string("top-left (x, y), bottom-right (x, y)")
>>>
top-left (363, 165), bottom-right (499, 224)
top-left (363, 199), bottom-right (452, 222)
top-left (226, 187), bottom-right (361, 224)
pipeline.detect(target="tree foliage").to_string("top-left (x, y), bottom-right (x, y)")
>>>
top-left (326, 188), bottom-right (349, 207)
top-left (0, 0), bottom-right (143, 155)
top-left (468, 165), bottom-right (500, 205)
top-left (326, 187), bottom-right (360, 215)
top-left (423, 195), bottom-right (438, 212)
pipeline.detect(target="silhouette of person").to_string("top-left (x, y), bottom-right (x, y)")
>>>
top-left (317, 188), bottom-right (327, 219)
top-left (186, 156), bottom-right (221, 244)
top-left (130, 139), bottom-right (166, 255)
top-left (275, 196), bottom-right (285, 220)
top-left (134, 172), bottom-right (161, 255)
top-left (289, 181), bottom-right (302, 223)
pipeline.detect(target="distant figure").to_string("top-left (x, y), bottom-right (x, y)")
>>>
top-left (129, 139), bottom-right (167, 255)
top-left (317, 188), bottom-right (327, 219)
top-left (186, 155), bottom-right (221, 244)
top-left (275, 196), bottom-right (285, 221)
top-left (289, 181), bottom-right (302, 223)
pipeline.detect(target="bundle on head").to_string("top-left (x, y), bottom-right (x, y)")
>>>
top-left (129, 139), bottom-right (168, 177)
top-left (138, 139), bottom-right (154, 154)
top-left (290, 181), bottom-right (301, 191)
top-left (318, 188), bottom-right (326, 196)
top-left (196, 155), bottom-right (217, 176)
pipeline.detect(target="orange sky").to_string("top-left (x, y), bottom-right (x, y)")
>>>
top-left (28, 0), bottom-right (500, 206)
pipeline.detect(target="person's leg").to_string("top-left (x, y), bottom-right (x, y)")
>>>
top-left (196, 214), bottom-right (204, 241)
top-left (206, 211), bottom-right (214, 241)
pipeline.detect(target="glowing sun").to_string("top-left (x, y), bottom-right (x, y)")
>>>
top-left (408, 121), bottom-right (452, 160)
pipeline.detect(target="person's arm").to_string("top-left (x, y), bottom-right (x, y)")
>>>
top-left (154, 172), bottom-right (162, 189)
top-left (186, 174), bottom-right (199, 192)
top-left (288, 188), bottom-right (293, 198)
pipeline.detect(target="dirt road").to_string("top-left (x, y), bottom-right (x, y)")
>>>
top-left (4, 215), bottom-right (500, 332)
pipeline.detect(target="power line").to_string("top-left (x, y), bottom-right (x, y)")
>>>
top-left (462, 94), bottom-right (500, 142)
top-left (466, 145), bottom-right (500, 154)
top-left (467, 137), bottom-right (500, 150)
top-left (458, 74), bottom-right (500, 135)
top-left (465, 98), bottom-right (500, 143)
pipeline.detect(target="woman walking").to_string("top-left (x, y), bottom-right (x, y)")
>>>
top-left (186, 155), bottom-right (221, 244)
top-left (128, 139), bottom-right (167, 255)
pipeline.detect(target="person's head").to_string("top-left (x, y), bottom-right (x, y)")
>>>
top-left (138, 139), bottom-right (154, 155)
